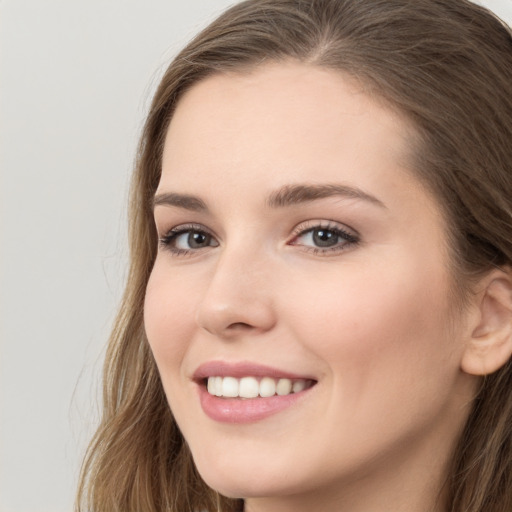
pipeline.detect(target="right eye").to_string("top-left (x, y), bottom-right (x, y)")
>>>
top-left (159, 224), bottom-right (219, 255)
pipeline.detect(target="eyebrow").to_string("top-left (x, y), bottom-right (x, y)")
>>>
top-left (152, 183), bottom-right (385, 212)
top-left (153, 192), bottom-right (208, 212)
top-left (266, 183), bottom-right (386, 209)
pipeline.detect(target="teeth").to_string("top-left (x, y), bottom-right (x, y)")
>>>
top-left (214, 376), bottom-right (223, 397)
top-left (292, 379), bottom-right (306, 393)
top-left (207, 377), bottom-right (216, 395)
top-left (276, 378), bottom-right (292, 396)
top-left (222, 376), bottom-right (239, 397)
top-left (206, 376), bottom-right (311, 398)
top-left (259, 377), bottom-right (276, 397)
top-left (239, 377), bottom-right (259, 398)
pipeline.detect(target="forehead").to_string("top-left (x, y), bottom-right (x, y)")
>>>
top-left (160, 62), bottom-right (432, 219)
top-left (164, 62), bottom-right (412, 181)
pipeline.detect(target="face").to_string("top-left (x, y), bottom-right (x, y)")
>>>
top-left (145, 63), bottom-right (477, 510)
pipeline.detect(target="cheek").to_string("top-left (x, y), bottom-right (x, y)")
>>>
top-left (284, 257), bottom-right (458, 405)
top-left (144, 261), bottom-right (199, 373)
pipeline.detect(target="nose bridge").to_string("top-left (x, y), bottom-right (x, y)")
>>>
top-left (196, 238), bottom-right (277, 337)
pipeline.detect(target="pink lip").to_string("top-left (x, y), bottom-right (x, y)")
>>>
top-left (193, 360), bottom-right (313, 381)
top-left (193, 361), bottom-right (316, 424)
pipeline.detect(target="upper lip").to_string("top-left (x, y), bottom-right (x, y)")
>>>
top-left (193, 361), bottom-right (316, 381)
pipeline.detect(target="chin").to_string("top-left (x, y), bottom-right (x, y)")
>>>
top-left (193, 454), bottom-right (304, 499)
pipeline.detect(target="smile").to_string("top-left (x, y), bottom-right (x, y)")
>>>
top-left (206, 376), bottom-right (313, 398)
top-left (194, 362), bottom-right (317, 423)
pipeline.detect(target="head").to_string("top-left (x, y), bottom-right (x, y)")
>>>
top-left (77, 1), bottom-right (512, 511)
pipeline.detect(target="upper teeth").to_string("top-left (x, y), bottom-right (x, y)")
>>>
top-left (207, 376), bottom-right (309, 398)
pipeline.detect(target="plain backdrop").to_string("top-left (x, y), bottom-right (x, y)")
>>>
top-left (1, 1), bottom-right (511, 511)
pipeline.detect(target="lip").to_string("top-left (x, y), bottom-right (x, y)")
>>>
top-left (193, 360), bottom-right (314, 381)
top-left (193, 361), bottom-right (316, 424)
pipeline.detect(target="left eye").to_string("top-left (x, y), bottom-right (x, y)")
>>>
top-left (160, 227), bottom-right (219, 253)
top-left (175, 231), bottom-right (214, 249)
top-left (291, 225), bottom-right (358, 251)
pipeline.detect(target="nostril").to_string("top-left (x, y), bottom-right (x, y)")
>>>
top-left (228, 322), bottom-right (253, 330)
top-left (197, 295), bottom-right (277, 336)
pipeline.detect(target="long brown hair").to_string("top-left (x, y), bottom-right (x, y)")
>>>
top-left (76, 1), bottom-right (512, 511)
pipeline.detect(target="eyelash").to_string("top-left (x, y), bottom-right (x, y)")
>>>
top-left (158, 221), bottom-right (359, 256)
top-left (159, 223), bottom-right (217, 256)
top-left (289, 221), bottom-right (359, 255)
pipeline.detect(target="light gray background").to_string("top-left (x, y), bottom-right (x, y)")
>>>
top-left (1, 1), bottom-right (511, 511)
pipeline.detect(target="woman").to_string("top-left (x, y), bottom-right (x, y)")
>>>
top-left (77, 0), bottom-right (512, 511)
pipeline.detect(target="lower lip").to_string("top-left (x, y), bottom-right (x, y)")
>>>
top-left (198, 384), bottom-right (312, 423)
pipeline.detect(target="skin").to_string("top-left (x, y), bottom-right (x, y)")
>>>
top-left (144, 62), bottom-right (481, 512)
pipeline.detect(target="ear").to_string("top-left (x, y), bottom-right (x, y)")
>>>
top-left (461, 268), bottom-right (512, 376)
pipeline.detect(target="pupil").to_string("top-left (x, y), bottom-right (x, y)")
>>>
top-left (188, 231), bottom-right (208, 248)
top-left (313, 229), bottom-right (338, 247)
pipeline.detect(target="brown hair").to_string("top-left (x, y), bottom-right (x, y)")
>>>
top-left (76, 1), bottom-right (512, 511)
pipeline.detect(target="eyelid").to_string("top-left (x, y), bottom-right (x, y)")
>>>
top-left (288, 219), bottom-right (360, 254)
top-left (157, 219), bottom-right (359, 257)
top-left (158, 223), bottom-right (219, 256)
top-left (290, 219), bottom-right (359, 239)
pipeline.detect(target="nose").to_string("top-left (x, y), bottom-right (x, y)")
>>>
top-left (195, 246), bottom-right (277, 339)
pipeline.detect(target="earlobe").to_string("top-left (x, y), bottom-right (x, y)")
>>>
top-left (461, 269), bottom-right (512, 376)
